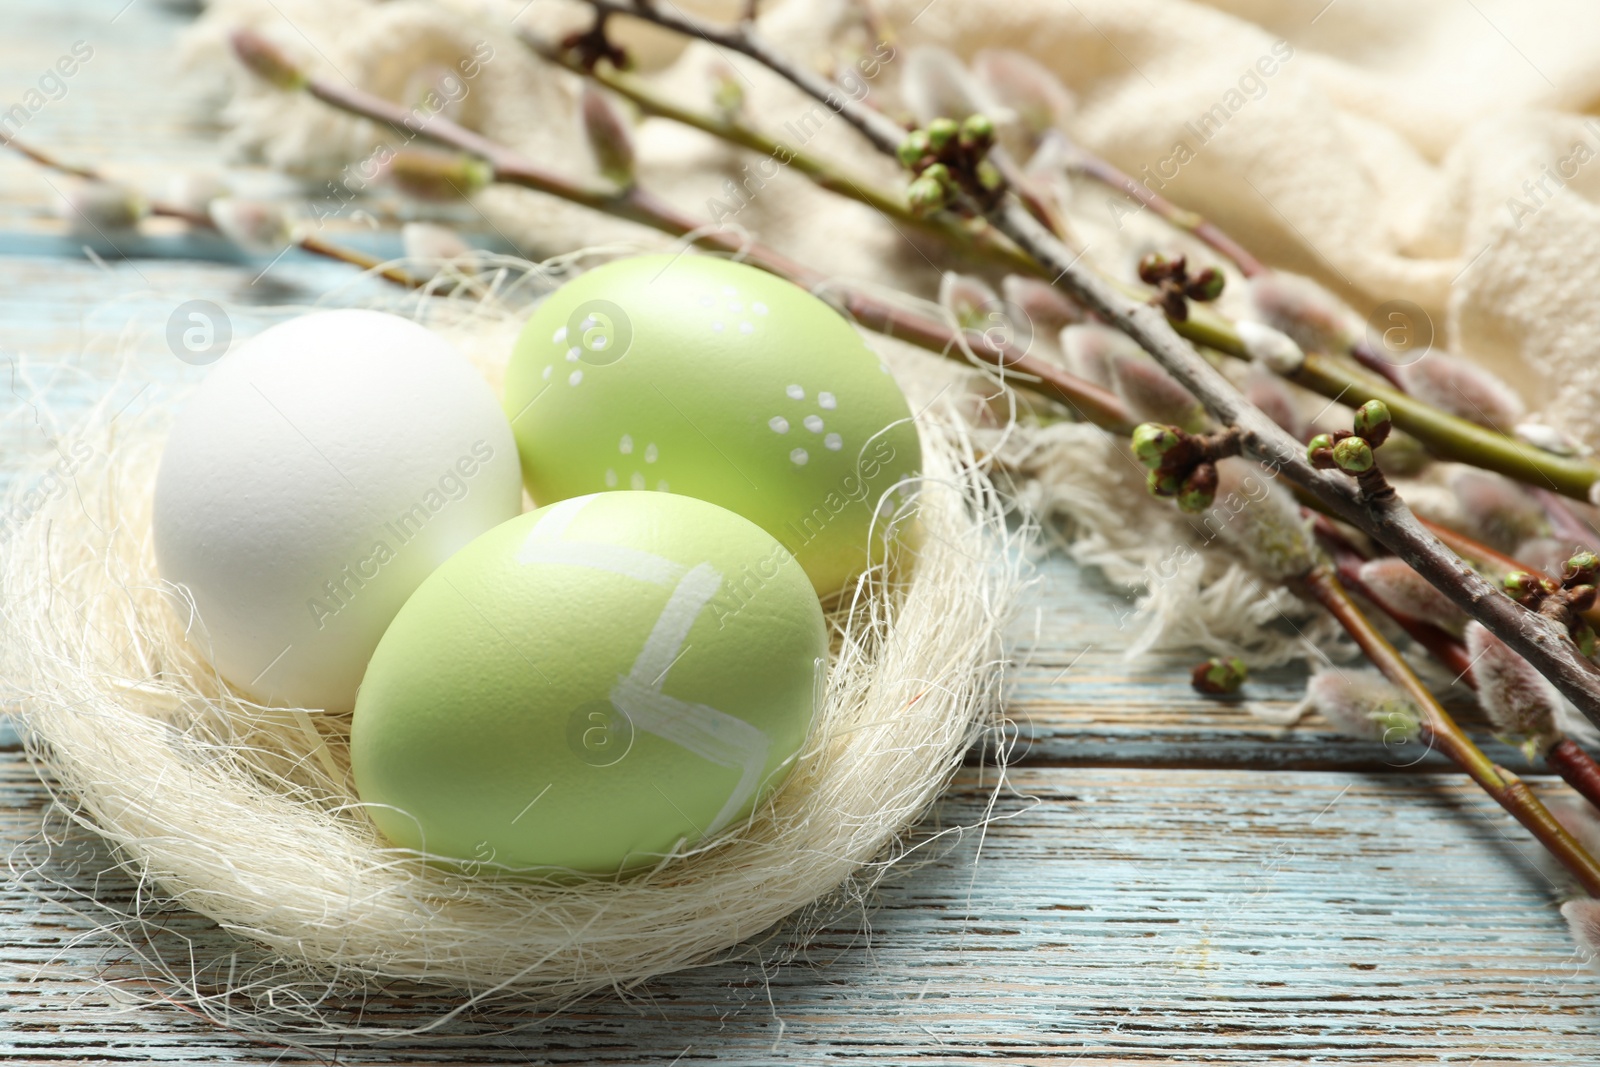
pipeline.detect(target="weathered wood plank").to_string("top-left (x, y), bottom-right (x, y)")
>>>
top-left (5, 0), bottom-right (1600, 1061)
top-left (1006, 557), bottom-right (1537, 772)
top-left (4, 757), bottom-right (1598, 1063)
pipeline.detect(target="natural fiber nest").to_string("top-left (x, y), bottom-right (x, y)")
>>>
top-left (2, 258), bottom-right (1021, 1033)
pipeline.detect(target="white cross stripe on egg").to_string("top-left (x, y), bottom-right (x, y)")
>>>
top-left (514, 498), bottom-right (774, 835)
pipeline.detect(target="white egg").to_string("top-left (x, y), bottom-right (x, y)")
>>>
top-left (153, 309), bottom-right (522, 711)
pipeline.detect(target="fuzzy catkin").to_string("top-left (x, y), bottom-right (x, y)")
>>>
top-left (1, 258), bottom-right (1023, 1036)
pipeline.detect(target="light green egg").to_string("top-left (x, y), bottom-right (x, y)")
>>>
top-left (350, 491), bottom-right (828, 876)
top-left (503, 254), bottom-right (922, 599)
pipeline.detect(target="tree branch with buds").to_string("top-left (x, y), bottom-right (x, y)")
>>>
top-left (564, 0), bottom-right (1600, 732)
top-left (526, 34), bottom-right (1042, 278)
top-left (225, 27), bottom-right (1129, 431)
top-left (536, 13), bottom-right (1600, 506)
top-left (2, 135), bottom-right (424, 289)
top-left (1314, 513), bottom-right (1600, 816)
top-left (216, 8), bottom-right (1600, 899)
top-left (1295, 561), bottom-right (1600, 895)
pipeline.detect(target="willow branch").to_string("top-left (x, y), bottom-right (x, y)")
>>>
top-left (524, 36), bottom-right (1042, 278)
top-left (1297, 564), bottom-right (1600, 895)
top-left (1, 135), bottom-right (423, 290)
top-left (570, 0), bottom-right (1600, 730)
top-left (1058, 137), bottom-right (1423, 386)
top-left (573, 2), bottom-right (1600, 507)
top-left (227, 29), bottom-right (1129, 431)
top-left (1324, 548), bottom-right (1474, 680)
top-left (1314, 513), bottom-right (1600, 814)
top-left (1056, 135), bottom-right (1265, 277)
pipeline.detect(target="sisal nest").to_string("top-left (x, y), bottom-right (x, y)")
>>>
top-left (1, 255), bottom-right (1023, 1036)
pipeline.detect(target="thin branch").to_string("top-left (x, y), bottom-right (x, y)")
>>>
top-left (1325, 548), bottom-right (1474, 680)
top-left (1057, 137), bottom-right (1422, 388)
top-left (575, 1), bottom-right (1600, 506)
top-left (228, 28), bottom-right (1130, 431)
top-left (569, 0), bottom-right (1600, 731)
top-left (1297, 563), bottom-right (1600, 896)
top-left (2, 135), bottom-right (423, 290)
top-left (525, 35), bottom-right (1041, 278)
top-left (1315, 513), bottom-right (1600, 814)
top-left (1056, 135), bottom-right (1265, 277)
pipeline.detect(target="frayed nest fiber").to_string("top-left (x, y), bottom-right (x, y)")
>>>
top-left (1, 258), bottom-right (1022, 1031)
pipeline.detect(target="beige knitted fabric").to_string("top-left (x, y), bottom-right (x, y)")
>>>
top-left (188, 0), bottom-right (1599, 439)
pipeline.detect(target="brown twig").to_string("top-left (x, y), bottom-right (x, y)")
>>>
top-left (1056, 136), bottom-right (1265, 278)
top-left (576, 0), bottom-right (1600, 730)
top-left (1046, 131), bottom-right (1440, 396)
top-left (525, 35), bottom-right (1043, 279)
top-left (228, 28), bottom-right (1131, 432)
top-left (1296, 564), bottom-right (1600, 896)
top-left (1313, 513), bottom-right (1600, 813)
top-left (549, 18), bottom-right (1600, 509)
top-left (1313, 503), bottom-right (1466, 675)
top-left (2, 135), bottom-right (424, 290)
top-left (1549, 740), bottom-right (1600, 813)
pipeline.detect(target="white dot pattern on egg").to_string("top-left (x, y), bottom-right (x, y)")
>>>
top-left (505, 255), bottom-right (922, 596)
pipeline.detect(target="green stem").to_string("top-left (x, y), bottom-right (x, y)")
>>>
top-left (1298, 564), bottom-right (1600, 896)
top-left (227, 30), bottom-right (1129, 431)
top-left (538, 29), bottom-right (1600, 506)
top-left (1159, 303), bottom-right (1600, 500)
top-left (1290, 354), bottom-right (1597, 500)
top-left (527, 38), bottom-right (1043, 278)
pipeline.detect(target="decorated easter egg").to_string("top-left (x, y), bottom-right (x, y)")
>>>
top-left (502, 254), bottom-right (922, 598)
top-left (153, 309), bottom-right (522, 712)
top-left (350, 491), bottom-right (828, 875)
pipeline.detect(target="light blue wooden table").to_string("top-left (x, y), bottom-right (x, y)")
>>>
top-left (4, 2), bottom-right (1600, 1062)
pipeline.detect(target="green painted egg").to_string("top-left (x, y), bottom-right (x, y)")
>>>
top-left (502, 254), bottom-right (922, 598)
top-left (350, 491), bottom-right (828, 875)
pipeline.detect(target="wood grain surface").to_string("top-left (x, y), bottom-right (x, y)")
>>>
top-left (3, 1), bottom-right (1599, 1062)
